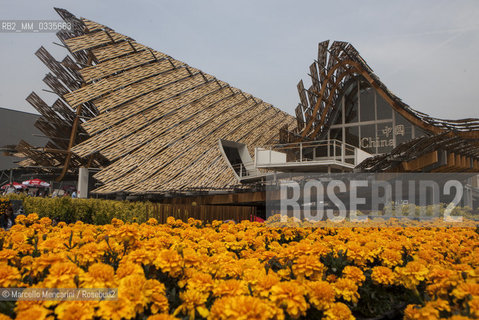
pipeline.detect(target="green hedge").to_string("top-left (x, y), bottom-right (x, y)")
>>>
top-left (6, 194), bottom-right (153, 224)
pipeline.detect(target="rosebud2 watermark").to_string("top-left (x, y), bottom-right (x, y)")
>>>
top-left (266, 173), bottom-right (475, 225)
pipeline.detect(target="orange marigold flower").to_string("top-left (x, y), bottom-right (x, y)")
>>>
top-left (333, 278), bottom-right (360, 304)
top-left (146, 218), bottom-right (158, 226)
top-left (117, 224), bottom-right (139, 245)
top-left (143, 279), bottom-right (169, 314)
top-left (371, 266), bottom-right (395, 286)
top-left (82, 262), bottom-right (116, 288)
top-left (97, 296), bottom-right (136, 320)
top-left (0, 264), bottom-right (21, 287)
top-left (43, 261), bottom-right (82, 288)
top-left (0, 249), bottom-right (18, 263)
top-left (323, 302), bottom-right (354, 320)
top-left (452, 282), bottom-right (479, 300)
top-left (270, 281), bottom-right (308, 319)
top-left (115, 261), bottom-right (144, 280)
top-left (292, 255), bottom-right (325, 280)
top-left (174, 289), bottom-right (209, 320)
top-left (54, 301), bottom-right (95, 320)
top-left (209, 295), bottom-right (281, 320)
top-left (404, 303), bottom-right (439, 320)
top-left (342, 266), bottom-right (365, 284)
top-left (380, 249), bottom-right (403, 268)
top-left (213, 279), bottom-right (249, 297)
top-left (153, 249), bottom-right (183, 278)
top-left (469, 296), bottom-right (479, 317)
top-left (306, 281), bottom-right (335, 310)
top-left (147, 315), bottom-right (178, 320)
top-left (15, 305), bottom-right (50, 320)
top-left (396, 261), bottom-right (429, 289)
top-left (118, 274), bottom-right (148, 314)
top-left (253, 273), bottom-right (280, 298)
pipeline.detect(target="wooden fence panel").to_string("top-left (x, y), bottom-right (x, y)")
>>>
top-left (148, 203), bottom-right (255, 224)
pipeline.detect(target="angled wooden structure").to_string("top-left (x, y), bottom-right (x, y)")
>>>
top-left (289, 41), bottom-right (479, 173)
top-left (17, 8), bottom-right (295, 194)
top-left (292, 40), bottom-right (479, 142)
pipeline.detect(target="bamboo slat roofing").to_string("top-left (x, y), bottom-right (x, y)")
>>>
top-left (356, 132), bottom-right (479, 172)
top-left (24, 8), bottom-right (295, 194)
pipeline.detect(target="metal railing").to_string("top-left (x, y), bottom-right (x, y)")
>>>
top-left (231, 161), bottom-right (256, 178)
top-left (256, 139), bottom-right (358, 166)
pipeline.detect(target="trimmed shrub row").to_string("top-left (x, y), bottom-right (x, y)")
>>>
top-left (6, 194), bottom-right (152, 224)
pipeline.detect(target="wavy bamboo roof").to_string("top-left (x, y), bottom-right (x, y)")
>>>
top-left (18, 8), bottom-right (295, 194)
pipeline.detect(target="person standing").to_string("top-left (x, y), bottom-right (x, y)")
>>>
top-left (1, 205), bottom-right (15, 230)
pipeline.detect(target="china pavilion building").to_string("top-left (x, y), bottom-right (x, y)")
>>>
top-left (12, 8), bottom-right (479, 209)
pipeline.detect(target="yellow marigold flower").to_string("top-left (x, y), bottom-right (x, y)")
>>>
top-left (111, 218), bottom-right (124, 227)
top-left (342, 266), bottom-right (365, 284)
top-left (0, 264), bottom-right (21, 287)
top-left (333, 278), bottom-right (360, 304)
top-left (209, 295), bottom-right (280, 320)
top-left (26, 213), bottom-right (39, 224)
top-left (117, 224), bottom-right (139, 245)
top-left (404, 303), bottom-right (439, 320)
top-left (253, 273), bottom-right (280, 298)
top-left (55, 301), bottom-right (95, 320)
top-left (270, 281), bottom-right (308, 319)
top-left (182, 272), bottom-right (214, 293)
top-left (395, 261), bottom-right (429, 289)
top-left (0, 313), bottom-right (11, 320)
top-left (126, 248), bottom-right (154, 265)
top-left (43, 261), bottom-right (82, 288)
top-left (452, 282), bottom-right (479, 300)
top-left (292, 255), bottom-right (325, 280)
top-left (426, 299), bottom-right (450, 312)
top-left (118, 274), bottom-right (148, 314)
top-left (82, 262), bottom-right (116, 288)
top-left (143, 279), bottom-right (169, 314)
top-left (14, 214), bottom-right (26, 224)
top-left (146, 218), bottom-right (158, 226)
top-left (32, 253), bottom-right (66, 276)
top-left (38, 237), bottom-right (61, 252)
top-left (380, 249), bottom-right (403, 268)
top-left (326, 274), bottom-right (338, 283)
top-left (447, 316), bottom-right (473, 320)
top-left (306, 281), bottom-right (335, 310)
top-left (182, 247), bottom-right (202, 268)
top-left (77, 242), bottom-right (104, 265)
top-left (323, 302), bottom-right (354, 320)
top-left (371, 266), bottom-right (395, 286)
top-left (97, 296), bottom-right (136, 320)
top-left (174, 289), bottom-right (209, 320)
top-left (213, 279), bottom-right (249, 297)
top-left (147, 315), bottom-right (178, 320)
top-left (154, 249), bottom-right (183, 278)
top-left (469, 296), bottom-right (479, 317)
top-left (15, 305), bottom-right (50, 320)
top-left (39, 217), bottom-right (52, 226)
top-left (0, 249), bottom-right (18, 264)
top-left (115, 261), bottom-right (144, 280)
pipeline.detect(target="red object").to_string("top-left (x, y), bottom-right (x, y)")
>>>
top-left (1, 182), bottom-right (24, 189)
top-left (251, 215), bottom-right (265, 222)
top-left (22, 179), bottom-right (50, 188)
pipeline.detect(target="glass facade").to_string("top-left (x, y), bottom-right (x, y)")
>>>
top-left (327, 78), bottom-right (431, 155)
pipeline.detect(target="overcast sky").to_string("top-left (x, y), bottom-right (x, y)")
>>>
top-left (1, 0), bottom-right (478, 120)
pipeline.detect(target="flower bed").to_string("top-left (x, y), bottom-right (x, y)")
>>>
top-left (0, 214), bottom-right (478, 319)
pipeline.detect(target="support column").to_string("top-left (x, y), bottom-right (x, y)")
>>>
top-left (78, 167), bottom-right (89, 199)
